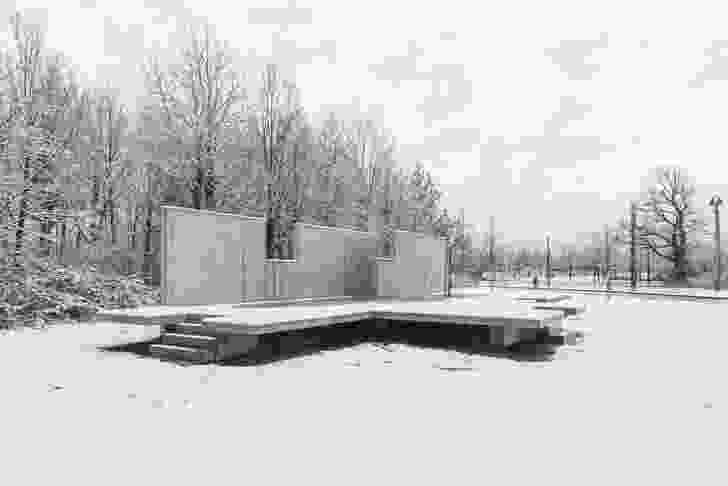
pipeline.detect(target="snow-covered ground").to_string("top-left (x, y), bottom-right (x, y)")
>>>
top-left (1, 292), bottom-right (726, 485)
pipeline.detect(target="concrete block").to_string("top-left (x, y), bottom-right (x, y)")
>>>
top-left (489, 324), bottom-right (520, 347)
top-left (217, 334), bottom-right (260, 361)
top-left (163, 322), bottom-right (220, 336)
top-left (532, 304), bottom-right (586, 317)
top-left (150, 344), bottom-right (214, 363)
top-left (162, 333), bottom-right (218, 349)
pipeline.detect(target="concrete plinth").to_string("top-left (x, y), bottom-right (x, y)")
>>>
top-left (217, 334), bottom-right (260, 361)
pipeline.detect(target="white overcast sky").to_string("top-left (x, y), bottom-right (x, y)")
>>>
top-left (4, 0), bottom-right (728, 250)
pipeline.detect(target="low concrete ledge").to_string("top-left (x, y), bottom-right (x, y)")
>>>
top-left (204, 311), bottom-right (376, 335)
top-left (95, 313), bottom-right (185, 326)
top-left (95, 304), bottom-right (233, 326)
top-left (95, 297), bottom-right (361, 324)
top-left (99, 297), bottom-right (569, 339)
top-left (233, 296), bottom-right (355, 308)
top-left (515, 294), bottom-right (572, 303)
top-left (374, 310), bottom-right (561, 329)
top-left (202, 307), bottom-right (564, 335)
top-left (532, 304), bottom-right (587, 317)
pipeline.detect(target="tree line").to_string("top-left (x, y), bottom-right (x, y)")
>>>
top-left (453, 166), bottom-right (718, 284)
top-left (0, 13), bottom-right (465, 290)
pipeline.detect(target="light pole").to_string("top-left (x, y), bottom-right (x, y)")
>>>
top-left (709, 194), bottom-right (723, 292)
top-left (489, 216), bottom-right (496, 290)
top-left (446, 241), bottom-right (453, 297)
top-left (545, 233), bottom-right (552, 288)
top-left (644, 237), bottom-right (652, 284)
top-left (604, 225), bottom-right (612, 290)
top-left (630, 202), bottom-right (638, 290)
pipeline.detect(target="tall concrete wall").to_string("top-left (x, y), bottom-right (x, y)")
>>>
top-left (453, 272), bottom-right (481, 288)
top-left (264, 260), bottom-right (297, 300)
top-left (161, 206), bottom-right (266, 305)
top-left (162, 206), bottom-right (446, 305)
top-left (376, 230), bottom-right (448, 298)
top-left (265, 223), bottom-right (378, 300)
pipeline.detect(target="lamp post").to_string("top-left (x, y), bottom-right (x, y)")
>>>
top-left (545, 233), bottom-right (552, 288)
top-left (643, 236), bottom-right (652, 284)
top-left (709, 194), bottom-right (723, 292)
top-left (604, 225), bottom-right (612, 290)
top-left (489, 216), bottom-right (495, 289)
top-left (446, 240), bottom-right (453, 297)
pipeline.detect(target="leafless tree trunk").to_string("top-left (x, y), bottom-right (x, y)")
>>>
top-left (1, 13), bottom-right (84, 268)
top-left (635, 166), bottom-right (704, 281)
top-left (317, 113), bottom-right (352, 226)
top-left (146, 22), bottom-right (245, 211)
top-left (256, 64), bottom-right (306, 258)
top-left (349, 119), bottom-right (395, 233)
top-left (86, 94), bottom-right (128, 245)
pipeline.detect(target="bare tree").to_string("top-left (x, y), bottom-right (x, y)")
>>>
top-left (255, 64), bottom-right (309, 258)
top-left (634, 166), bottom-right (704, 281)
top-left (0, 13), bottom-right (85, 266)
top-left (146, 23), bottom-right (245, 211)
top-left (82, 93), bottom-right (132, 245)
top-left (349, 118), bottom-right (396, 232)
top-left (407, 162), bottom-right (441, 233)
top-left (316, 112), bottom-right (353, 225)
top-left (214, 113), bottom-right (264, 215)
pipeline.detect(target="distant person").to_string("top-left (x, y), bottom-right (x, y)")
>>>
top-left (532, 273), bottom-right (539, 289)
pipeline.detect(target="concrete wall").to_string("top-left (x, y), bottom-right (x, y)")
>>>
top-left (376, 230), bottom-right (448, 298)
top-left (265, 223), bottom-right (378, 300)
top-left (264, 259), bottom-right (297, 300)
top-left (375, 257), bottom-right (398, 298)
top-left (161, 206), bottom-right (266, 305)
top-left (453, 272), bottom-right (480, 288)
top-left (162, 206), bottom-right (446, 305)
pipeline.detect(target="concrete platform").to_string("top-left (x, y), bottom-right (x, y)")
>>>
top-left (95, 303), bottom-right (238, 326)
top-left (95, 296), bottom-right (364, 326)
top-left (98, 297), bottom-right (563, 332)
top-left (99, 296), bottom-right (570, 363)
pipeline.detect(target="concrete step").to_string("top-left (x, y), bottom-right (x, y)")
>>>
top-left (164, 322), bottom-right (218, 336)
top-left (516, 295), bottom-right (572, 303)
top-left (532, 304), bottom-right (586, 317)
top-left (150, 344), bottom-right (215, 363)
top-left (162, 333), bottom-right (218, 349)
top-left (183, 314), bottom-right (214, 323)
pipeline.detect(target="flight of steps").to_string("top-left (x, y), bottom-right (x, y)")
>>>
top-left (150, 316), bottom-right (261, 364)
top-left (150, 319), bottom-right (220, 364)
